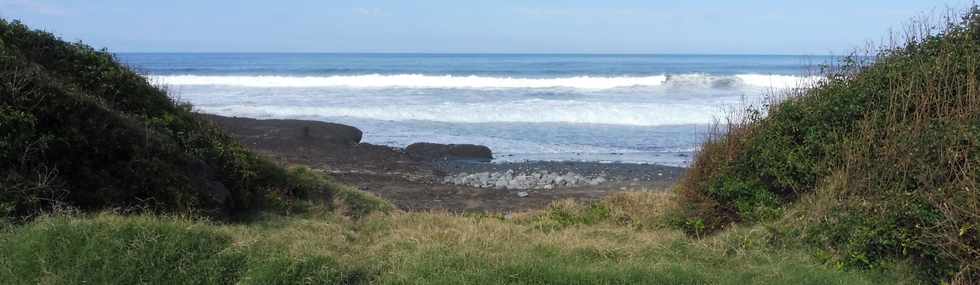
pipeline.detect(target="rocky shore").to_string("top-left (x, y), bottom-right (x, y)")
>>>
top-left (443, 170), bottom-right (607, 190)
top-left (203, 114), bottom-right (685, 212)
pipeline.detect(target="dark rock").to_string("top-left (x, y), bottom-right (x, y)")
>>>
top-left (300, 122), bottom-right (362, 145)
top-left (405, 142), bottom-right (493, 162)
top-left (199, 114), bottom-right (362, 146)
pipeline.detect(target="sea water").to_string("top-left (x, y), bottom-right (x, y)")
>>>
top-left (119, 53), bottom-right (831, 167)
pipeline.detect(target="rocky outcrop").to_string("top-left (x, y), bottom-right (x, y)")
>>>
top-left (405, 143), bottom-right (493, 162)
top-left (299, 122), bottom-right (362, 146)
top-left (201, 114), bottom-right (362, 146)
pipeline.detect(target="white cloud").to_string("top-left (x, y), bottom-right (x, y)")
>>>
top-left (515, 7), bottom-right (651, 18)
top-left (515, 8), bottom-right (576, 17)
top-left (0, 0), bottom-right (68, 16)
top-left (353, 7), bottom-right (385, 17)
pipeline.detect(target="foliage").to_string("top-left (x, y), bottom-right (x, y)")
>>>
top-left (673, 7), bottom-right (980, 283)
top-left (0, 19), bottom-right (380, 220)
top-left (0, 197), bottom-right (903, 285)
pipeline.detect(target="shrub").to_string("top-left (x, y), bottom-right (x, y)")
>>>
top-left (334, 185), bottom-right (393, 219)
top-left (674, 7), bottom-right (980, 282)
top-left (0, 19), bottom-right (377, 220)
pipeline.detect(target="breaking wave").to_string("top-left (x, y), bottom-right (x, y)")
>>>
top-left (196, 100), bottom-right (724, 127)
top-left (151, 73), bottom-right (820, 90)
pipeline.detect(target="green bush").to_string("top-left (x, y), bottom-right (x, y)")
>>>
top-left (674, 7), bottom-right (980, 282)
top-left (0, 19), bottom-right (368, 220)
top-left (335, 185), bottom-right (393, 219)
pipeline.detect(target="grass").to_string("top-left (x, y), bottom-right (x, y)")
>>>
top-left (672, 7), bottom-right (980, 283)
top-left (0, 192), bottom-right (907, 284)
top-left (0, 213), bottom-right (362, 284)
top-left (1, 5), bottom-right (975, 284)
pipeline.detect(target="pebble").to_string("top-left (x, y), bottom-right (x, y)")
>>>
top-left (441, 170), bottom-right (609, 190)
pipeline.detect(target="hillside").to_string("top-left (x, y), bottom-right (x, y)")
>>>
top-left (0, 19), bottom-right (387, 220)
top-left (673, 8), bottom-right (980, 283)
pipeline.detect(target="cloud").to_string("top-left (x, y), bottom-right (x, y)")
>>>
top-left (353, 7), bottom-right (385, 17)
top-left (515, 8), bottom-right (576, 17)
top-left (0, 0), bottom-right (68, 16)
top-left (515, 7), bottom-right (650, 18)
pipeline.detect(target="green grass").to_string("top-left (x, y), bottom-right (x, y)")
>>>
top-left (0, 214), bottom-right (366, 284)
top-left (673, 7), bottom-right (980, 283)
top-left (0, 193), bottom-right (908, 284)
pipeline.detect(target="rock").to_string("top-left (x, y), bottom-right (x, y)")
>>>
top-left (494, 179), bottom-right (508, 189)
top-left (517, 191), bottom-right (529, 198)
top-left (200, 114), bottom-right (363, 146)
top-left (545, 173), bottom-right (558, 184)
top-left (300, 122), bottom-right (362, 145)
top-left (561, 173), bottom-right (579, 185)
top-left (405, 142), bottom-right (493, 162)
top-left (443, 170), bottom-right (613, 190)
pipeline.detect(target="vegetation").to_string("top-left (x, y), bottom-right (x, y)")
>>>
top-left (0, 193), bottom-right (904, 284)
top-left (672, 7), bottom-right (980, 283)
top-left (0, 19), bottom-right (391, 221)
top-left (1, 5), bottom-right (975, 284)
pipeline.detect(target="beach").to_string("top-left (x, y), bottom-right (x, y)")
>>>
top-left (120, 53), bottom-right (821, 212)
top-left (203, 113), bottom-right (684, 212)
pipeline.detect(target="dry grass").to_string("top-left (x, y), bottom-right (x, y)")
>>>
top-left (672, 6), bottom-right (980, 283)
top-left (196, 191), bottom-right (896, 284)
top-left (0, 191), bottom-right (908, 284)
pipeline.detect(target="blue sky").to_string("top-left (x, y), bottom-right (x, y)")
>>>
top-left (0, 0), bottom-right (963, 54)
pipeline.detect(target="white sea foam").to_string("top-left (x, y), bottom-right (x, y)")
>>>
top-left (159, 72), bottom-right (817, 166)
top-left (152, 73), bottom-right (820, 90)
top-left (735, 74), bottom-right (822, 89)
top-left (195, 100), bottom-right (722, 127)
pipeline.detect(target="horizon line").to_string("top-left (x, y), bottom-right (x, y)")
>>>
top-left (114, 51), bottom-right (842, 57)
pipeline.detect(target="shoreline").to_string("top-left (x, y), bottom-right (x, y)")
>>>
top-left (202, 113), bottom-right (686, 213)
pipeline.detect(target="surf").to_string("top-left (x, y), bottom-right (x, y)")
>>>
top-left (151, 73), bottom-right (819, 90)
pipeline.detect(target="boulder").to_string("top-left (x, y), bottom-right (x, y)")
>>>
top-left (405, 142), bottom-right (493, 162)
top-left (200, 114), bottom-right (362, 146)
top-left (300, 122), bottom-right (362, 146)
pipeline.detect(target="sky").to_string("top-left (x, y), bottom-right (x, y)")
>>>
top-left (0, 0), bottom-right (965, 54)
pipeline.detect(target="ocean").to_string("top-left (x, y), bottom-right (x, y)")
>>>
top-left (118, 53), bottom-right (831, 167)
